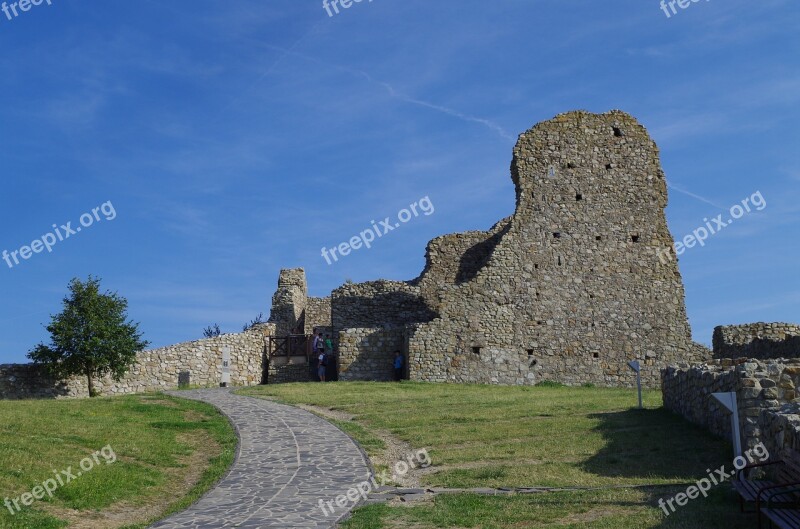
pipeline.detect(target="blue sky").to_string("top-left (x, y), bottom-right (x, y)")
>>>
top-left (1, 0), bottom-right (798, 364)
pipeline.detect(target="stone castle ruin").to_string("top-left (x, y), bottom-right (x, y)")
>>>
top-left (268, 110), bottom-right (710, 387)
top-left (1, 109), bottom-right (730, 399)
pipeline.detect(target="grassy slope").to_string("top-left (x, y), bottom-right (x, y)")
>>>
top-left (0, 394), bottom-right (236, 529)
top-left (241, 382), bottom-right (755, 529)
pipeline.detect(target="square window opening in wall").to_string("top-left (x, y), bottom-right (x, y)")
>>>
top-left (576, 193), bottom-right (583, 201)
top-left (605, 163), bottom-right (612, 170)
top-left (631, 234), bottom-right (640, 243)
top-left (595, 235), bottom-right (602, 241)
top-left (613, 127), bottom-right (623, 137)
top-left (472, 346), bottom-right (481, 355)
top-left (553, 232), bottom-right (561, 239)
top-left (593, 352), bottom-right (599, 359)
top-left (527, 349), bottom-right (534, 356)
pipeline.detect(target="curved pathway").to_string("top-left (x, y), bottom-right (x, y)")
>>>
top-left (149, 388), bottom-right (371, 529)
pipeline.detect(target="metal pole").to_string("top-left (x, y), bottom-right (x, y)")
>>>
top-left (636, 369), bottom-right (643, 409)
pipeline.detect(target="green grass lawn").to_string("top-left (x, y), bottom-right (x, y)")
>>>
top-left (0, 394), bottom-right (236, 529)
top-left (240, 382), bottom-right (755, 529)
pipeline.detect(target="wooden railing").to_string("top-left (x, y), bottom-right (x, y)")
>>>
top-left (267, 335), bottom-right (312, 360)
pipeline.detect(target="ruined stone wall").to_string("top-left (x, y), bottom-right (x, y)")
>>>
top-left (305, 296), bottom-right (332, 335)
top-left (759, 403), bottom-right (800, 466)
top-left (268, 268), bottom-right (308, 336)
top-left (265, 110), bottom-right (708, 386)
top-left (331, 280), bottom-right (436, 332)
top-left (662, 359), bottom-right (800, 451)
top-left (407, 110), bottom-right (706, 387)
top-left (338, 327), bottom-right (405, 381)
top-left (0, 364), bottom-right (81, 399)
top-left (267, 358), bottom-right (312, 384)
top-left (0, 325), bottom-right (272, 399)
top-left (713, 323), bottom-right (800, 360)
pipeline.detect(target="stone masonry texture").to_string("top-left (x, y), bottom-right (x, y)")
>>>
top-left (713, 322), bottom-right (800, 360)
top-left (268, 110), bottom-right (710, 388)
top-left (0, 324), bottom-right (273, 399)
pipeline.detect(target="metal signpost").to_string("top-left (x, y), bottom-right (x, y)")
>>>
top-left (627, 360), bottom-right (643, 409)
top-left (712, 391), bottom-right (743, 459)
top-left (221, 347), bottom-right (231, 388)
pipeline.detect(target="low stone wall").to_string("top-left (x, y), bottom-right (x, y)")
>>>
top-left (0, 364), bottom-right (81, 399)
top-left (713, 323), bottom-right (800, 360)
top-left (0, 324), bottom-right (273, 399)
top-left (662, 359), bottom-right (800, 450)
top-left (759, 403), bottom-right (800, 466)
top-left (267, 358), bottom-right (312, 384)
top-left (338, 327), bottom-right (405, 381)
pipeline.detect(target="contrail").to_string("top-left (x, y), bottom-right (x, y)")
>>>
top-left (258, 43), bottom-right (514, 141)
top-left (666, 180), bottom-right (726, 210)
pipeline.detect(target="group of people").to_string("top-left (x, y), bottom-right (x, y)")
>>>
top-left (312, 332), bottom-right (405, 382)
top-left (313, 333), bottom-right (334, 382)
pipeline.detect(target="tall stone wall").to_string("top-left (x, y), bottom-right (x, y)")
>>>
top-left (407, 110), bottom-right (706, 387)
top-left (713, 323), bottom-right (800, 360)
top-left (338, 328), bottom-right (405, 382)
top-left (662, 359), bottom-right (800, 451)
top-left (268, 268), bottom-right (308, 336)
top-left (0, 325), bottom-right (273, 399)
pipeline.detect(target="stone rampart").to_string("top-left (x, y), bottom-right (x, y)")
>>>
top-left (713, 323), bottom-right (800, 360)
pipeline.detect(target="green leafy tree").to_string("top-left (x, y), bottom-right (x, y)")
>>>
top-left (28, 276), bottom-right (149, 397)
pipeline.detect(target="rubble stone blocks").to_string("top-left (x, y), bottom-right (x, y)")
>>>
top-left (713, 323), bottom-right (800, 360)
top-left (268, 110), bottom-right (710, 387)
top-left (338, 327), bottom-right (405, 381)
top-left (0, 324), bottom-right (274, 399)
top-left (662, 324), bottom-right (800, 452)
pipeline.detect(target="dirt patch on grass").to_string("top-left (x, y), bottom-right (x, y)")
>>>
top-left (42, 430), bottom-right (220, 529)
top-left (298, 404), bottom-right (426, 488)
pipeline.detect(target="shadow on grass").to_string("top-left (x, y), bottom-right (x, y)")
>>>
top-left (581, 408), bottom-right (735, 482)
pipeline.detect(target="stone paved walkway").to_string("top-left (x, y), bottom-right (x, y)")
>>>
top-left (149, 388), bottom-right (371, 529)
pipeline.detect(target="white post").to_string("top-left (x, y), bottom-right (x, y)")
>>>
top-left (712, 392), bottom-right (743, 459)
top-left (221, 347), bottom-right (231, 387)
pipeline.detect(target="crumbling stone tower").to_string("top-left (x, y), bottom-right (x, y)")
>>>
top-left (268, 110), bottom-right (709, 387)
top-left (407, 110), bottom-right (706, 386)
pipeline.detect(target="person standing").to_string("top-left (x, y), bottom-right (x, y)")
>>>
top-left (318, 350), bottom-right (327, 382)
top-left (393, 350), bottom-right (404, 382)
